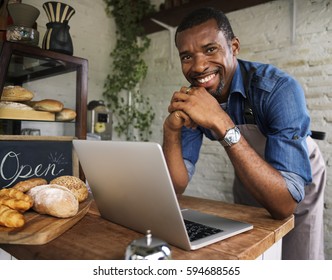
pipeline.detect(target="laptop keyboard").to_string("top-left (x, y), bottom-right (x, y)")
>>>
top-left (184, 219), bottom-right (223, 242)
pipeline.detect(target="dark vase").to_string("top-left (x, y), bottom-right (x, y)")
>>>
top-left (42, 1), bottom-right (75, 55)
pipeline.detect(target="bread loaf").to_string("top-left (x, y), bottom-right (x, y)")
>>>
top-left (1, 86), bottom-right (34, 102)
top-left (12, 178), bottom-right (48, 193)
top-left (27, 184), bottom-right (79, 218)
top-left (55, 108), bottom-right (77, 121)
top-left (33, 99), bottom-right (64, 113)
top-left (50, 176), bottom-right (88, 202)
top-left (0, 101), bottom-right (34, 110)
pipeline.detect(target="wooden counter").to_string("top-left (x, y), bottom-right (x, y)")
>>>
top-left (0, 195), bottom-right (294, 260)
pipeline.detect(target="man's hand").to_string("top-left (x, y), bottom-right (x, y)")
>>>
top-left (168, 86), bottom-right (233, 138)
top-left (164, 110), bottom-right (196, 131)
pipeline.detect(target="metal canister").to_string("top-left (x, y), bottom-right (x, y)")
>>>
top-left (87, 100), bottom-right (112, 140)
top-left (125, 230), bottom-right (172, 260)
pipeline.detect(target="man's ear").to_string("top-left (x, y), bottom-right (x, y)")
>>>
top-left (232, 37), bottom-right (240, 56)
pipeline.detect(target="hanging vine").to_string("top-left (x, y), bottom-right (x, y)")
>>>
top-left (103, 0), bottom-right (156, 141)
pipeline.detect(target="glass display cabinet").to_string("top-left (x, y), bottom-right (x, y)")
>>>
top-left (0, 41), bottom-right (88, 139)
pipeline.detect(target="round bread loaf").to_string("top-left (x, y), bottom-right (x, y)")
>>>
top-left (55, 108), bottom-right (77, 121)
top-left (33, 99), bottom-right (64, 112)
top-left (50, 176), bottom-right (88, 202)
top-left (1, 86), bottom-right (34, 102)
top-left (27, 184), bottom-right (79, 218)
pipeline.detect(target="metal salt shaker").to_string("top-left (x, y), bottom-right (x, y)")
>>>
top-left (125, 230), bottom-right (172, 260)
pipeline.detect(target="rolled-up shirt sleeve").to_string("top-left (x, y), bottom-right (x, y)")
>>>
top-left (184, 159), bottom-right (196, 181)
top-left (280, 170), bottom-right (305, 203)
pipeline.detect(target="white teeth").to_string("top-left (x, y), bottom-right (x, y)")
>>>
top-left (197, 74), bottom-right (215, 84)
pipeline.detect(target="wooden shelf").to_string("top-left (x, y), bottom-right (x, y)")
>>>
top-left (0, 108), bottom-right (55, 121)
top-left (141, 0), bottom-right (274, 34)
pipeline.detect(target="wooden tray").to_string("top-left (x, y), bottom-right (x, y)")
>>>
top-left (0, 194), bottom-right (93, 245)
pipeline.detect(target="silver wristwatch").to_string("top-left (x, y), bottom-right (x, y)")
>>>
top-left (219, 126), bottom-right (241, 147)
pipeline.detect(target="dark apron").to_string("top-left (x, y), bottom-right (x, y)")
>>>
top-left (233, 124), bottom-right (326, 259)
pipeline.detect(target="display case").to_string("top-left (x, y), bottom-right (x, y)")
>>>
top-left (0, 41), bottom-right (88, 139)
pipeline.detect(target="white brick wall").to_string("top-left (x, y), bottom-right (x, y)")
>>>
top-left (21, 0), bottom-right (331, 259)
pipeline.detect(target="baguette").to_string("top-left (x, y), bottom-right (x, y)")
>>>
top-left (13, 178), bottom-right (48, 193)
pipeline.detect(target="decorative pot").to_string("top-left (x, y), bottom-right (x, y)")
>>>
top-left (7, 2), bottom-right (40, 28)
top-left (6, 2), bottom-right (40, 45)
top-left (42, 1), bottom-right (75, 55)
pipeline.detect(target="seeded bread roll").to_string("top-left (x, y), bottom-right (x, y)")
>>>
top-left (55, 108), bottom-right (77, 121)
top-left (27, 184), bottom-right (79, 218)
top-left (1, 86), bottom-right (34, 102)
top-left (33, 99), bottom-right (64, 113)
top-left (50, 176), bottom-right (88, 202)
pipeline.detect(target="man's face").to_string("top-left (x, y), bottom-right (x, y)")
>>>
top-left (176, 19), bottom-right (239, 101)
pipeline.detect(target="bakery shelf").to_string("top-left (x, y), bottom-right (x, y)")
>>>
top-left (0, 41), bottom-right (88, 139)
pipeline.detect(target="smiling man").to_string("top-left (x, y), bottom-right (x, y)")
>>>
top-left (162, 7), bottom-right (325, 260)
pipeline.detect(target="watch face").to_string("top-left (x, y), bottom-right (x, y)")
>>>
top-left (228, 129), bottom-right (239, 142)
top-left (222, 127), bottom-right (241, 146)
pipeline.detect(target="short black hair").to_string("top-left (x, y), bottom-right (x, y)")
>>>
top-left (175, 7), bottom-right (235, 46)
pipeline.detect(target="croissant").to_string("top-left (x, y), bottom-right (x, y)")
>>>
top-left (0, 204), bottom-right (25, 228)
top-left (0, 197), bottom-right (32, 212)
top-left (0, 188), bottom-right (33, 212)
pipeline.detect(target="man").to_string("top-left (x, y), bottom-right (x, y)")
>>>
top-left (162, 7), bottom-right (325, 259)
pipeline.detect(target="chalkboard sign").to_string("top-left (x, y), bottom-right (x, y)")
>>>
top-left (0, 136), bottom-right (78, 189)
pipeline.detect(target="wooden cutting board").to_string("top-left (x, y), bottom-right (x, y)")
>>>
top-left (0, 194), bottom-right (92, 245)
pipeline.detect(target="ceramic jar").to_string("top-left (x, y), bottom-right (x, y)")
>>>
top-left (42, 1), bottom-right (75, 55)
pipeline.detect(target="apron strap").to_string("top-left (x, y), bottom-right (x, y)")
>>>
top-left (239, 61), bottom-right (257, 125)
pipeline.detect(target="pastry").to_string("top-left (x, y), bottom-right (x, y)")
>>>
top-left (0, 204), bottom-right (25, 228)
top-left (50, 175), bottom-right (88, 202)
top-left (0, 196), bottom-right (32, 212)
top-left (1, 85), bottom-right (34, 102)
top-left (0, 188), bottom-right (33, 212)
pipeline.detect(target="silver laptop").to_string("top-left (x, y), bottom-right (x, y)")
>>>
top-left (73, 140), bottom-right (253, 250)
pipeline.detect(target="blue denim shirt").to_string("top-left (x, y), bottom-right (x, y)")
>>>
top-left (181, 59), bottom-right (312, 203)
